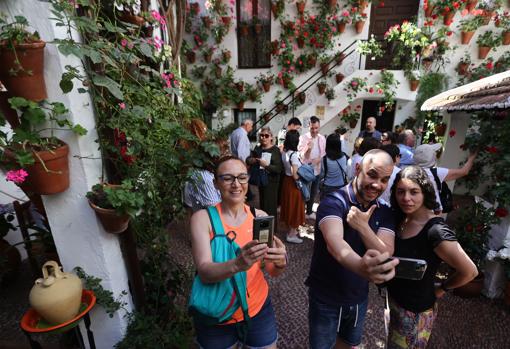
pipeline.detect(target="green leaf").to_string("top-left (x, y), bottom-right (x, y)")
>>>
top-left (77, 88), bottom-right (87, 94)
top-left (72, 124), bottom-right (88, 136)
top-left (8, 97), bottom-right (30, 109)
top-left (60, 78), bottom-right (74, 93)
top-left (16, 151), bottom-right (35, 167)
top-left (83, 47), bottom-right (103, 64)
top-left (24, 107), bottom-right (46, 125)
top-left (92, 74), bottom-right (124, 100)
top-left (138, 42), bottom-right (154, 58)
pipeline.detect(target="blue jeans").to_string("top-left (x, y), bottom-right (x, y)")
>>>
top-left (195, 296), bottom-right (278, 349)
top-left (306, 175), bottom-right (320, 214)
top-left (308, 291), bottom-right (368, 348)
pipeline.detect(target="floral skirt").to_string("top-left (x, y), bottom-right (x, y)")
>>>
top-left (387, 298), bottom-right (438, 349)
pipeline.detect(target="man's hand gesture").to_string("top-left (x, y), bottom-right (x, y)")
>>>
top-left (347, 205), bottom-right (376, 232)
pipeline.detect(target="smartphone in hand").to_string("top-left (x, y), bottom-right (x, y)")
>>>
top-left (252, 216), bottom-right (274, 248)
top-left (392, 257), bottom-right (428, 280)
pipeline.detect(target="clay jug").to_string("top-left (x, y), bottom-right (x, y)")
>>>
top-left (29, 261), bottom-right (83, 325)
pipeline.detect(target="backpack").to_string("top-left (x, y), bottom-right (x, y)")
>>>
top-left (188, 206), bottom-right (250, 326)
top-left (291, 152), bottom-right (315, 201)
top-left (430, 168), bottom-right (454, 213)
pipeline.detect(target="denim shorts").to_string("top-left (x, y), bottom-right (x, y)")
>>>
top-left (194, 296), bottom-right (278, 349)
top-left (308, 291), bottom-right (368, 348)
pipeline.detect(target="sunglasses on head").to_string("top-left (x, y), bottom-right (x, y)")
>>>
top-left (259, 134), bottom-right (271, 138)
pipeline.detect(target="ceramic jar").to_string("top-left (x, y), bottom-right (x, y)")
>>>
top-left (29, 261), bottom-right (83, 324)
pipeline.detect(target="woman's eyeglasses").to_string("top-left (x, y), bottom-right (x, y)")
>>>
top-left (259, 134), bottom-right (271, 138)
top-left (217, 173), bottom-right (250, 184)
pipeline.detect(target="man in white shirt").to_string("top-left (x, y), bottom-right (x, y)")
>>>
top-left (298, 116), bottom-right (326, 220)
top-left (230, 119), bottom-right (253, 162)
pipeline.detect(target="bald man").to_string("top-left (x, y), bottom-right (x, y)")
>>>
top-left (358, 116), bottom-right (382, 141)
top-left (230, 119), bottom-right (253, 162)
top-left (306, 149), bottom-right (397, 349)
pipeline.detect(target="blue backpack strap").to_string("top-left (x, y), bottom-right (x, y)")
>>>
top-left (207, 206), bottom-right (225, 237)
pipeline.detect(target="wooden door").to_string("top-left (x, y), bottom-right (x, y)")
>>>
top-left (365, 0), bottom-right (420, 70)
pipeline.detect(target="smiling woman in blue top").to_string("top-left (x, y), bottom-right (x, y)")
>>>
top-left (307, 149), bottom-right (399, 349)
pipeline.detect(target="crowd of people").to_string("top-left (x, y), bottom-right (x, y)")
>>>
top-left (186, 115), bottom-right (479, 349)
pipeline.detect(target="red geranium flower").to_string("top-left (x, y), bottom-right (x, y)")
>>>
top-left (495, 207), bottom-right (509, 218)
top-left (486, 146), bottom-right (499, 153)
top-left (449, 129), bottom-right (456, 137)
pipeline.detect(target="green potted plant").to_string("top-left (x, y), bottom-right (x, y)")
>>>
top-left (404, 69), bottom-right (421, 91)
top-left (495, 10), bottom-right (510, 44)
top-left (456, 52), bottom-right (472, 75)
top-left (0, 97), bottom-right (87, 195)
top-left (384, 22), bottom-right (430, 70)
top-left (376, 70), bottom-right (400, 107)
top-left (200, 45), bottom-right (214, 63)
top-left (256, 72), bottom-right (274, 92)
top-left (325, 87), bottom-right (336, 102)
top-left (458, 16), bottom-right (484, 44)
top-left (87, 180), bottom-right (144, 234)
top-left (335, 9), bottom-right (352, 33)
top-left (351, 9), bottom-right (368, 33)
top-left (318, 54), bottom-right (331, 75)
top-left (340, 104), bottom-right (361, 128)
top-left (317, 80), bottom-right (327, 95)
top-left (271, 0), bottom-right (285, 20)
top-left (357, 35), bottom-right (384, 61)
top-left (0, 16), bottom-right (47, 101)
top-left (476, 30), bottom-right (501, 59)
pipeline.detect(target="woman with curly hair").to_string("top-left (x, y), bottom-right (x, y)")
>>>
top-left (387, 166), bottom-right (477, 349)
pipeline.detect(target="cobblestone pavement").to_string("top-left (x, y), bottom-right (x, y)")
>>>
top-left (2, 217), bottom-right (510, 348)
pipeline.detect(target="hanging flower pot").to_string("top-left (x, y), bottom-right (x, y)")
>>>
top-left (320, 63), bottom-right (329, 75)
top-left (203, 52), bottom-right (212, 63)
top-left (297, 37), bottom-right (305, 48)
top-left (0, 41), bottom-right (47, 102)
top-left (443, 12), bottom-right (455, 26)
top-left (461, 31), bottom-right (475, 44)
top-left (298, 92), bottom-right (306, 104)
top-left (409, 79), bottom-right (420, 91)
top-left (276, 102), bottom-right (286, 112)
top-left (317, 83), bottom-right (327, 95)
top-left (271, 41), bottom-right (280, 55)
top-left (335, 52), bottom-right (346, 64)
top-left (214, 66), bottom-right (222, 79)
top-left (89, 201), bottom-right (130, 234)
top-left (349, 119), bottom-right (358, 129)
top-left (237, 101), bottom-right (245, 111)
top-left (424, 5), bottom-right (435, 18)
top-left (296, 1), bottom-right (306, 15)
top-left (335, 73), bottom-right (345, 84)
top-left (11, 141), bottom-right (71, 195)
top-left (308, 54), bottom-right (317, 67)
top-left (201, 16), bottom-right (212, 29)
top-left (271, 3), bottom-right (279, 19)
top-left (481, 11), bottom-right (493, 25)
top-left (457, 62), bottom-right (469, 75)
top-left (336, 21), bottom-right (346, 33)
top-left (119, 12), bottom-right (145, 26)
top-left (434, 123), bottom-right (447, 137)
top-left (236, 82), bottom-right (244, 92)
top-left (478, 46), bottom-right (491, 59)
top-left (354, 21), bottom-right (365, 34)
top-left (328, 0), bottom-right (338, 11)
top-left (221, 16), bottom-right (232, 26)
top-left (262, 81), bottom-right (271, 92)
top-left (466, 0), bottom-right (478, 12)
top-left (263, 113), bottom-right (272, 122)
top-left (503, 31), bottom-right (510, 45)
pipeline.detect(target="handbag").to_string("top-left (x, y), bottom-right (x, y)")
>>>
top-left (290, 152), bottom-right (314, 201)
top-left (248, 165), bottom-right (269, 187)
top-left (430, 168), bottom-right (453, 213)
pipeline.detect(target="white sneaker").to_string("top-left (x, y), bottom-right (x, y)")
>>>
top-left (286, 235), bottom-right (303, 244)
top-left (306, 212), bottom-right (316, 220)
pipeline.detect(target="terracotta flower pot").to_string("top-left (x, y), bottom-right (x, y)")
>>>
top-left (202, 16), bottom-right (212, 29)
top-left (349, 119), bottom-right (358, 128)
top-left (457, 62), bottom-right (469, 75)
top-left (318, 84), bottom-right (326, 95)
top-left (237, 101), bottom-right (245, 111)
top-left (203, 53), bottom-right (212, 63)
top-left (89, 201), bottom-right (130, 234)
top-left (453, 273), bottom-right (484, 298)
top-left (276, 102), bottom-right (286, 112)
top-left (271, 3), bottom-right (279, 19)
top-left (443, 12), bottom-right (455, 26)
top-left (308, 55), bottom-right (317, 67)
top-left (478, 46), bottom-right (491, 59)
top-left (434, 123), bottom-right (447, 137)
top-left (320, 63), bottom-right (329, 75)
top-left (0, 41), bottom-right (47, 102)
top-left (10, 141), bottom-right (71, 195)
top-left (461, 31), bottom-right (475, 44)
top-left (335, 73), bottom-right (345, 84)
top-left (336, 53), bottom-right (346, 64)
top-left (425, 5), bottom-right (435, 18)
top-left (466, 0), bottom-right (477, 12)
top-left (296, 1), bottom-right (306, 14)
top-left (298, 92), bottom-right (306, 104)
top-left (328, 0), bottom-right (337, 11)
top-left (503, 31), bottom-right (510, 45)
top-left (221, 16), bottom-right (231, 26)
top-left (239, 25), bottom-right (249, 36)
top-left (119, 12), bottom-right (145, 26)
top-left (214, 67), bottom-right (222, 79)
top-left (297, 37), bottom-right (305, 48)
top-left (337, 22), bottom-right (346, 33)
top-left (236, 82), bottom-right (244, 92)
top-left (262, 82), bottom-right (271, 92)
top-left (409, 79), bottom-right (420, 91)
top-left (354, 21), bottom-right (365, 34)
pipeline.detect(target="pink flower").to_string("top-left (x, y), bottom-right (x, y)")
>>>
top-left (121, 38), bottom-right (128, 47)
top-left (6, 169), bottom-right (28, 184)
top-left (449, 129), bottom-right (456, 137)
top-left (119, 102), bottom-right (126, 110)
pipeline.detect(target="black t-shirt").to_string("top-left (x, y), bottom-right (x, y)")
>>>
top-left (387, 217), bottom-right (457, 313)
